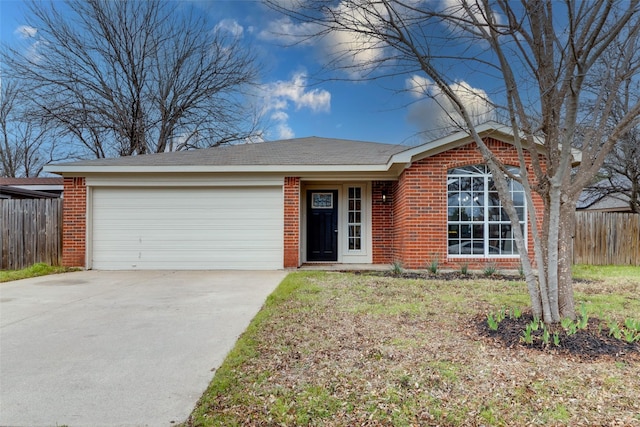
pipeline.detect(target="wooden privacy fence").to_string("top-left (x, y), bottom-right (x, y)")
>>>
top-left (574, 211), bottom-right (640, 266)
top-left (1, 199), bottom-right (62, 270)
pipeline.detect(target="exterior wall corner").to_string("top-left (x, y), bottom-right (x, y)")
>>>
top-left (283, 177), bottom-right (301, 268)
top-left (62, 177), bottom-right (87, 268)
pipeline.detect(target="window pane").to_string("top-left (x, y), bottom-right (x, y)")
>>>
top-left (512, 190), bottom-right (524, 206)
top-left (472, 224), bottom-right (484, 239)
top-left (448, 178), bottom-right (460, 191)
top-left (488, 206), bottom-right (500, 221)
top-left (462, 206), bottom-right (472, 221)
top-left (448, 207), bottom-right (459, 221)
top-left (472, 206), bottom-right (483, 221)
top-left (472, 177), bottom-right (484, 191)
top-left (488, 191), bottom-right (500, 207)
top-left (460, 177), bottom-right (471, 191)
top-left (460, 191), bottom-right (472, 206)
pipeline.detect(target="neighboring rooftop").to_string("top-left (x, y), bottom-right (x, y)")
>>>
top-left (0, 177), bottom-right (64, 186)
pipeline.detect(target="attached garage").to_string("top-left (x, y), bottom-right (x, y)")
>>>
top-left (89, 185), bottom-right (283, 270)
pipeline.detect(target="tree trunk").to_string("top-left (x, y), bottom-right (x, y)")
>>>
top-left (558, 201), bottom-right (576, 319)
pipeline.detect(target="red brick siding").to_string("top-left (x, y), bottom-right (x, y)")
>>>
top-left (283, 177), bottom-right (301, 268)
top-left (62, 177), bottom-right (86, 268)
top-left (389, 138), bottom-right (544, 270)
top-left (372, 181), bottom-right (395, 263)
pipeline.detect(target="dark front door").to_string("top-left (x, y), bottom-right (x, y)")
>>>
top-left (307, 190), bottom-right (338, 261)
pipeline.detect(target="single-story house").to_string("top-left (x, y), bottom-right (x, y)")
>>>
top-left (44, 122), bottom-right (546, 271)
top-left (0, 177), bottom-right (64, 199)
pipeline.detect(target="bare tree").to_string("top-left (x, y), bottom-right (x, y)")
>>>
top-left (581, 86), bottom-right (640, 214)
top-left (2, 0), bottom-right (261, 158)
top-left (268, 0), bottom-right (640, 323)
top-left (0, 78), bottom-right (60, 177)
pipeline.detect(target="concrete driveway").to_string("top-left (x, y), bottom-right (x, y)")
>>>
top-left (0, 270), bottom-right (287, 427)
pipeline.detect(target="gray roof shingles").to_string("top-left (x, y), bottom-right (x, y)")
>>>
top-left (54, 137), bottom-right (409, 167)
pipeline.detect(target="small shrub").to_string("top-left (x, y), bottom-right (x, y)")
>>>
top-left (608, 319), bottom-right (622, 340)
top-left (390, 261), bottom-right (404, 276)
top-left (542, 325), bottom-right (550, 346)
top-left (511, 307), bottom-right (522, 319)
top-left (428, 257), bottom-right (439, 274)
top-left (483, 262), bottom-right (498, 277)
top-left (521, 323), bottom-right (534, 345)
top-left (459, 263), bottom-right (469, 275)
top-left (553, 332), bottom-right (561, 347)
top-left (561, 317), bottom-right (578, 336)
top-left (530, 317), bottom-right (541, 331)
top-left (624, 318), bottom-right (640, 332)
top-left (487, 312), bottom-right (499, 331)
top-left (622, 328), bottom-right (640, 343)
top-left (577, 303), bottom-right (589, 329)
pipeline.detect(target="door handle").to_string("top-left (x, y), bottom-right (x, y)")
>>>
top-left (334, 229), bottom-right (338, 233)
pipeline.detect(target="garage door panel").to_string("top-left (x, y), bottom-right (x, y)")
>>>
top-left (91, 187), bottom-right (283, 270)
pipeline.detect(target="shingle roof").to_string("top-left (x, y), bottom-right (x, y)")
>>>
top-left (52, 137), bottom-right (408, 167)
top-left (0, 177), bottom-right (64, 185)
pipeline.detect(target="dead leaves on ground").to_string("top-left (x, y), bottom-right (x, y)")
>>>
top-left (186, 273), bottom-right (640, 427)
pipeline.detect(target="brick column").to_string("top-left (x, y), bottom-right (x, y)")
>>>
top-left (372, 181), bottom-right (395, 264)
top-left (283, 177), bottom-right (300, 268)
top-left (62, 177), bottom-right (86, 268)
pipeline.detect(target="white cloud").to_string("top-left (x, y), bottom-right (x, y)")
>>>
top-left (259, 71), bottom-right (331, 139)
top-left (265, 72), bottom-right (331, 113)
top-left (259, 16), bottom-right (318, 45)
top-left (275, 122), bottom-right (295, 139)
top-left (14, 25), bottom-right (37, 38)
top-left (260, 3), bottom-right (388, 78)
top-left (215, 19), bottom-right (244, 38)
top-left (406, 75), bottom-right (496, 136)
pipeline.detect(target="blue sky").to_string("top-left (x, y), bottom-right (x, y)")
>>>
top-left (0, 0), bottom-right (496, 146)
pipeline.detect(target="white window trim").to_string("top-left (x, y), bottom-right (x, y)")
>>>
top-left (447, 166), bottom-right (526, 259)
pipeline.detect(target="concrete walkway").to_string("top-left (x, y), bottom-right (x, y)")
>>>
top-left (0, 270), bottom-right (287, 427)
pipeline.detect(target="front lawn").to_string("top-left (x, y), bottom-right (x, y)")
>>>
top-left (184, 268), bottom-right (640, 426)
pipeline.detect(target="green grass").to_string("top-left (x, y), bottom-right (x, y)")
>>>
top-left (0, 263), bottom-right (74, 283)
top-left (573, 264), bottom-right (640, 281)
top-left (182, 267), bottom-right (640, 427)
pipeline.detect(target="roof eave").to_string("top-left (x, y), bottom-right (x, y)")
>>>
top-left (43, 164), bottom-right (393, 175)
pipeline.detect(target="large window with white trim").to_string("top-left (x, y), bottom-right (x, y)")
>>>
top-left (447, 165), bottom-right (526, 257)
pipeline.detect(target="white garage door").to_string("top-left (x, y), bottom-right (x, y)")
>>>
top-left (91, 186), bottom-right (283, 270)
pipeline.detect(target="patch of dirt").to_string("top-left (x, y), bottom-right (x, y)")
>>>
top-left (477, 312), bottom-right (640, 361)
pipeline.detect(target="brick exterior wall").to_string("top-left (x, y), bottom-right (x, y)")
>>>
top-left (62, 177), bottom-right (86, 268)
top-left (58, 139), bottom-right (542, 271)
top-left (283, 177), bottom-right (301, 268)
top-left (389, 138), bottom-right (544, 270)
top-left (372, 181), bottom-right (395, 264)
